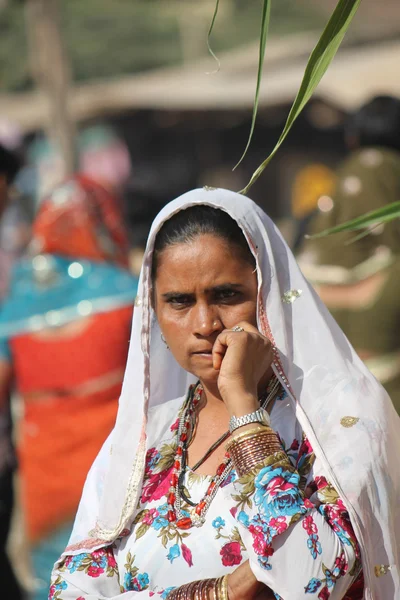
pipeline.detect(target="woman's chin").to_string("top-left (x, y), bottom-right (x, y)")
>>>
top-left (188, 359), bottom-right (219, 383)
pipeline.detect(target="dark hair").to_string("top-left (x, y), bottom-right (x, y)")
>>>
top-left (0, 143), bottom-right (21, 184)
top-left (345, 95), bottom-right (400, 152)
top-left (152, 205), bottom-right (255, 276)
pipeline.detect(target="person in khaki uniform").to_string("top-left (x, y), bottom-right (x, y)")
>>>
top-left (298, 95), bottom-right (400, 415)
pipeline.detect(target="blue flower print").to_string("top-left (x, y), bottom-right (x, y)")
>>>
top-left (257, 555), bottom-right (272, 570)
top-left (249, 514), bottom-right (269, 534)
top-left (254, 466), bottom-right (304, 519)
top-left (162, 588), bottom-right (176, 600)
top-left (149, 451), bottom-right (161, 470)
top-left (325, 569), bottom-right (335, 589)
top-left (158, 503), bottom-right (169, 516)
top-left (55, 581), bottom-right (67, 591)
top-left (237, 511), bottom-right (250, 527)
top-left (138, 572), bottom-right (150, 589)
top-left (124, 572), bottom-right (133, 590)
top-left (307, 534), bottom-right (322, 559)
top-left (304, 577), bottom-right (322, 593)
top-left (167, 544), bottom-right (181, 563)
top-left (212, 517), bottom-right (225, 529)
top-left (67, 554), bottom-right (85, 574)
top-left (152, 515), bottom-right (169, 530)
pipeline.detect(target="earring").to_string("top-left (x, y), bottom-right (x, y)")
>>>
top-left (161, 334), bottom-right (169, 349)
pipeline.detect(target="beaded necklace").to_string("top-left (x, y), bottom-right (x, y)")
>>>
top-left (166, 375), bottom-right (281, 529)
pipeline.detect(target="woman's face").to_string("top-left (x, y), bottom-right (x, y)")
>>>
top-left (154, 233), bottom-right (258, 385)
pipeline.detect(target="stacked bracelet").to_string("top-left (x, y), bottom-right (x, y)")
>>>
top-left (167, 575), bottom-right (228, 600)
top-left (226, 426), bottom-right (283, 477)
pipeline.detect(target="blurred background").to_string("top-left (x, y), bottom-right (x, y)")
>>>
top-left (1, 0), bottom-right (400, 249)
top-left (0, 1), bottom-right (399, 598)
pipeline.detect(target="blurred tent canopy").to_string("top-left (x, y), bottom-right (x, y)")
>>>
top-left (0, 0), bottom-right (399, 133)
top-left (1, 34), bottom-right (399, 133)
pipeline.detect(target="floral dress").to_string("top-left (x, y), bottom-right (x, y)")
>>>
top-left (50, 390), bottom-right (363, 600)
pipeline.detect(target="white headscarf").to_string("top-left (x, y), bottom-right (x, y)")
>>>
top-left (65, 188), bottom-right (399, 599)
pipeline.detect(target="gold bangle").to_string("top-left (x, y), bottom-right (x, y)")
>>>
top-left (227, 430), bottom-right (281, 452)
top-left (226, 430), bottom-right (279, 454)
top-left (226, 425), bottom-right (271, 448)
top-left (229, 433), bottom-right (283, 476)
top-left (219, 575), bottom-right (229, 600)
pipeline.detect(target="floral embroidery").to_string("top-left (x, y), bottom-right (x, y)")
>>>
top-left (254, 464), bottom-right (305, 520)
top-left (133, 500), bottom-right (194, 567)
top-left (121, 551), bottom-right (150, 592)
top-left (213, 516), bottom-right (245, 567)
top-left (49, 399), bottom-right (363, 599)
top-left (304, 552), bottom-right (349, 598)
top-left (48, 575), bottom-right (68, 600)
top-left (220, 541), bottom-right (243, 567)
top-left (303, 515), bottom-right (322, 559)
top-left (59, 547), bottom-right (118, 579)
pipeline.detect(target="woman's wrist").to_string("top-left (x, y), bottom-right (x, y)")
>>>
top-left (225, 393), bottom-right (259, 418)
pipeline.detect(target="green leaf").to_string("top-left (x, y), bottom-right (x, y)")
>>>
top-left (234, 0), bottom-right (271, 169)
top-left (240, 0), bottom-right (361, 195)
top-left (135, 522), bottom-right (151, 542)
top-left (309, 201), bottom-right (400, 238)
top-left (206, 0), bottom-right (221, 73)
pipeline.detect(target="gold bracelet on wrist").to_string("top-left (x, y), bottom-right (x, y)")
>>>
top-left (227, 429), bottom-right (284, 476)
top-left (227, 425), bottom-right (271, 446)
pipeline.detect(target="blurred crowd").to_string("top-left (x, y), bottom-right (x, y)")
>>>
top-left (1, 94), bottom-right (400, 599)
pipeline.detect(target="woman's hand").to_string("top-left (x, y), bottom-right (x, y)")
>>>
top-left (212, 322), bottom-right (273, 417)
top-left (227, 559), bottom-right (274, 600)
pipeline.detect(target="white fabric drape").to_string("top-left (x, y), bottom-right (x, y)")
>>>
top-left (65, 188), bottom-right (400, 599)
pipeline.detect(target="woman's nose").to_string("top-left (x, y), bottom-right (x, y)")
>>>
top-left (193, 304), bottom-right (222, 337)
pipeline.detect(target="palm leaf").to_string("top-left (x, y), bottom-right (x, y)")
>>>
top-left (206, 0), bottom-right (221, 73)
top-left (309, 201), bottom-right (400, 238)
top-left (234, 0), bottom-right (271, 169)
top-left (240, 0), bottom-right (361, 195)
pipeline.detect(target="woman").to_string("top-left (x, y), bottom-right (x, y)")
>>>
top-left (49, 188), bottom-right (399, 599)
top-left (297, 96), bottom-right (400, 414)
top-left (0, 174), bottom-right (138, 599)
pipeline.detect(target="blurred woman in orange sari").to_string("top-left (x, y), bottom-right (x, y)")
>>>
top-left (0, 174), bottom-right (138, 599)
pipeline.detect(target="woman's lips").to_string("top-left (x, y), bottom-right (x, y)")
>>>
top-left (192, 350), bottom-right (213, 359)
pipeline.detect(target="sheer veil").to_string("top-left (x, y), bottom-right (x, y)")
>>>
top-left (64, 188), bottom-right (400, 600)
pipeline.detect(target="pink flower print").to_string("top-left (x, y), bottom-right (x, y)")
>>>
top-left (303, 515), bottom-right (318, 535)
top-left (220, 541), bottom-right (242, 567)
top-left (230, 506), bottom-right (238, 519)
top-left (314, 475), bottom-right (328, 490)
top-left (290, 439), bottom-right (299, 451)
top-left (49, 585), bottom-right (56, 599)
top-left (143, 508), bottom-right (158, 526)
top-left (268, 476), bottom-right (296, 498)
top-left (145, 448), bottom-right (160, 475)
top-left (141, 467), bottom-right (173, 503)
top-left (170, 418), bottom-right (179, 432)
top-left (318, 586), bottom-right (330, 599)
top-left (91, 549), bottom-right (104, 561)
top-left (269, 517), bottom-right (287, 535)
top-left (334, 553), bottom-right (348, 577)
top-left (88, 565), bottom-right (104, 577)
top-left (252, 533), bottom-right (269, 556)
top-left (107, 552), bottom-right (117, 569)
top-left (181, 543), bottom-right (193, 567)
top-left (304, 498), bottom-right (314, 509)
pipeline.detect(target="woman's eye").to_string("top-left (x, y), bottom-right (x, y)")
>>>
top-left (217, 290), bottom-right (238, 301)
top-left (167, 296), bottom-right (192, 307)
